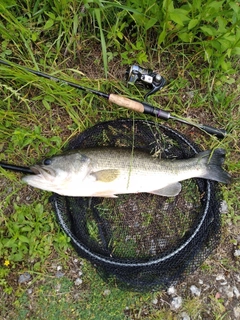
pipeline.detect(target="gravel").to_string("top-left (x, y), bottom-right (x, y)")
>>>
top-left (14, 250), bottom-right (240, 319)
top-left (18, 272), bottom-right (32, 284)
top-left (190, 284), bottom-right (201, 297)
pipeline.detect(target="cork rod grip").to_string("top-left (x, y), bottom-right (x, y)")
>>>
top-left (109, 94), bottom-right (144, 113)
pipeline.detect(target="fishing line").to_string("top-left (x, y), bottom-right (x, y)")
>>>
top-left (0, 59), bottom-right (226, 139)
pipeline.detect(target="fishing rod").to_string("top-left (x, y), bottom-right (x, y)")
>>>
top-left (0, 162), bottom-right (34, 174)
top-left (0, 59), bottom-right (226, 139)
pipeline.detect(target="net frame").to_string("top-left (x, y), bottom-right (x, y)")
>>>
top-left (50, 119), bottom-right (221, 290)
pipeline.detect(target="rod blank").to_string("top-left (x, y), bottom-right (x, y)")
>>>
top-left (0, 162), bottom-right (34, 174)
top-left (0, 59), bottom-right (227, 138)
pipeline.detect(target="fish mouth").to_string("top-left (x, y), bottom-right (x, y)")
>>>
top-left (30, 165), bottom-right (57, 179)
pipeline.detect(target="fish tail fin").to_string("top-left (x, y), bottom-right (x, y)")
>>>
top-left (197, 148), bottom-right (231, 184)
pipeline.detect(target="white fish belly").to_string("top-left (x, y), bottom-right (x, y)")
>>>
top-left (79, 168), bottom-right (178, 197)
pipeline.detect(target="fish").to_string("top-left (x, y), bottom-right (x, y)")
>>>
top-left (22, 147), bottom-right (231, 197)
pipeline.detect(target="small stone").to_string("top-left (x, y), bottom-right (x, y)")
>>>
top-left (163, 203), bottom-right (169, 211)
top-left (55, 283), bottom-right (61, 292)
top-left (219, 200), bottom-right (228, 214)
top-left (180, 311), bottom-right (191, 320)
top-left (235, 274), bottom-right (240, 283)
top-left (234, 249), bottom-right (240, 257)
top-left (55, 271), bottom-right (65, 278)
top-left (216, 274), bottom-right (225, 281)
top-left (234, 306), bottom-right (240, 318)
top-left (103, 289), bottom-right (111, 296)
top-left (27, 288), bottom-right (33, 295)
top-left (171, 296), bottom-right (182, 310)
top-left (215, 292), bottom-right (221, 299)
top-left (187, 91), bottom-right (194, 99)
top-left (152, 298), bottom-right (158, 305)
top-left (56, 265), bottom-right (62, 271)
top-left (167, 286), bottom-right (176, 296)
top-left (74, 278), bottom-right (83, 286)
top-left (233, 286), bottom-right (240, 299)
top-left (198, 279), bottom-right (203, 285)
top-left (78, 271), bottom-right (83, 277)
top-left (221, 285), bottom-right (234, 299)
top-left (18, 272), bottom-right (31, 284)
top-left (216, 274), bottom-right (227, 285)
top-left (190, 285), bottom-right (201, 297)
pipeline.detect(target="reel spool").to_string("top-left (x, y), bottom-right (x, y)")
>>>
top-left (51, 119), bottom-right (222, 290)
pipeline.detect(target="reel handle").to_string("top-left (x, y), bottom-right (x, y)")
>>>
top-left (109, 94), bottom-right (144, 113)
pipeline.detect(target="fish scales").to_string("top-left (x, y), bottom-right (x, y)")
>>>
top-left (22, 147), bottom-right (231, 197)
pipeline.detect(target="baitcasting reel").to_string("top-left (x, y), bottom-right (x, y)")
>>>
top-left (125, 65), bottom-right (166, 99)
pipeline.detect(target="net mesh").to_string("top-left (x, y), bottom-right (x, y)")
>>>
top-left (50, 119), bottom-right (222, 290)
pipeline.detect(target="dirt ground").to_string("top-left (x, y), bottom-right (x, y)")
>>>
top-left (1, 48), bottom-right (239, 319)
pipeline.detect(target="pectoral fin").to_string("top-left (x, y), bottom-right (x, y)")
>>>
top-left (92, 169), bottom-right (119, 182)
top-left (150, 182), bottom-right (182, 197)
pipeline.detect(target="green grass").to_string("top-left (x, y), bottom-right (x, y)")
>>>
top-left (0, 0), bottom-right (239, 319)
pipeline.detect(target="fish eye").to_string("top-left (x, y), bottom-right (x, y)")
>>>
top-left (43, 158), bottom-right (52, 165)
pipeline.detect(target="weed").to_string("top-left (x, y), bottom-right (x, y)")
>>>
top-left (0, 199), bottom-right (69, 264)
top-left (0, 0), bottom-right (239, 319)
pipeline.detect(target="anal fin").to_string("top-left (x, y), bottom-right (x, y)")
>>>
top-left (150, 182), bottom-right (182, 197)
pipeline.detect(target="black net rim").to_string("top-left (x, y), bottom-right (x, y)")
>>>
top-left (51, 119), bottom-right (220, 271)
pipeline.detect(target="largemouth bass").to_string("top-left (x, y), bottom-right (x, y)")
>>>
top-left (22, 148), bottom-right (231, 197)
